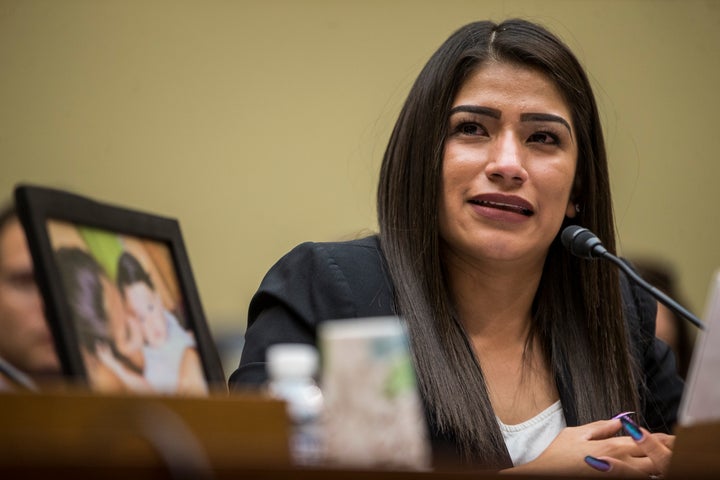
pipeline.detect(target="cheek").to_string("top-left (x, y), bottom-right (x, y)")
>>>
top-left (125, 303), bottom-right (142, 323)
top-left (440, 149), bottom-right (477, 201)
top-left (142, 322), bottom-right (154, 339)
top-left (0, 290), bottom-right (15, 315)
top-left (533, 164), bottom-right (576, 207)
top-left (438, 159), bottom-right (461, 229)
top-left (0, 294), bottom-right (25, 331)
top-left (0, 289), bottom-right (29, 314)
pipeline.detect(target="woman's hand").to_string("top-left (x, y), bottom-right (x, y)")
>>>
top-left (503, 416), bottom-right (673, 476)
top-left (585, 415), bottom-right (674, 477)
top-left (95, 340), bottom-right (153, 393)
top-left (503, 419), bottom-right (632, 475)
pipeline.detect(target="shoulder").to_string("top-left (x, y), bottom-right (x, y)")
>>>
top-left (235, 235), bottom-right (396, 387)
top-left (249, 235), bottom-right (394, 321)
top-left (281, 235), bottom-right (384, 269)
top-left (259, 235), bottom-right (386, 292)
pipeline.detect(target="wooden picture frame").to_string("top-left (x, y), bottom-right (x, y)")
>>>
top-left (15, 184), bottom-right (226, 395)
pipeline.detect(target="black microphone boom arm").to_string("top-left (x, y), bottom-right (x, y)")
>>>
top-left (599, 252), bottom-right (705, 330)
top-left (561, 225), bottom-right (706, 331)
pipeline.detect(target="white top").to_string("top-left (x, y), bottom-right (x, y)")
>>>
top-left (498, 400), bottom-right (566, 466)
top-left (143, 310), bottom-right (195, 393)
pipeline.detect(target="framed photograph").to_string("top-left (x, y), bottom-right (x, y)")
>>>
top-left (14, 184), bottom-right (226, 395)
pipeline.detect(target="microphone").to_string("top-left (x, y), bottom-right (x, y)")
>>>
top-left (561, 225), bottom-right (706, 330)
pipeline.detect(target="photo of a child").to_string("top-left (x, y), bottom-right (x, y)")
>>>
top-left (116, 251), bottom-right (205, 394)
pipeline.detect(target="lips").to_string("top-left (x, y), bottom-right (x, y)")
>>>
top-left (468, 194), bottom-right (534, 216)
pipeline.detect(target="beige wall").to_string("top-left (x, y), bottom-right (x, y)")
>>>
top-left (1, 0), bottom-right (719, 335)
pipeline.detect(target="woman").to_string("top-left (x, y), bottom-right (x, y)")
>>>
top-left (230, 19), bottom-right (682, 475)
top-left (55, 247), bottom-right (144, 392)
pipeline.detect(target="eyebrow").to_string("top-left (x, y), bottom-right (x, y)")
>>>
top-left (449, 105), bottom-right (573, 136)
top-left (520, 113), bottom-right (573, 135)
top-left (449, 105), bottom-right (501, 118)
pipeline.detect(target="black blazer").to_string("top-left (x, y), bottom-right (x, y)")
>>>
top-left (229, 236), bottom-right (683, 460)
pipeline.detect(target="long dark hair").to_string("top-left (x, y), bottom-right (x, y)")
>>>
top-left (55, 247), bottom-right (112, 354)
top-left (377, 19), bottom-right (637, 467)
top-left (116, 251), bottom-right (154, 293)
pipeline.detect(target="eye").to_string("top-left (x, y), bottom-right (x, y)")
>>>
top-left (455, 122), bottom-right (488, 136)
top-left (4, 271), bottom-right (36, 292)
top-left (527, 131), bottom-right (560, 145)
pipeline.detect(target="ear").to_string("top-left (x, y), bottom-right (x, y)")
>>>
top-left (566, 200), bottom-right (578, 218)
top-left (567, 171), bottom-right (582, 218)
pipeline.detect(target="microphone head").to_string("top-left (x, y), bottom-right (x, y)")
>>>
top-left (561, 225), bottom-right (607, 259)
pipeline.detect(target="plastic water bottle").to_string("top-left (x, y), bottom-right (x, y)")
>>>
top-left (266, 343), bottom-right (324, 466)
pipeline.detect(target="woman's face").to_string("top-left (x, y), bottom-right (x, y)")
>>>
top-left (439, 61), bottom-right (578, 269)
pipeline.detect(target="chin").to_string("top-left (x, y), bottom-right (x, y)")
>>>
top-left (478, 242), bottom-right (547, 265)
top-left (475, 238), bottom-right (527, 258)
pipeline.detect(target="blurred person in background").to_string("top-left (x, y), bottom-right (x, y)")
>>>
top-left (631, 257), bottom-right (696, 379)
top-left (0, 203), bottom-right (61, 390)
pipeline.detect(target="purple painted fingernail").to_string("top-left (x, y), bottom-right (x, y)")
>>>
top-left (611, 411), bottom-right (635, 420)
top-left (585, 455), bottom-right (611, 472)
top-left (620, 415), bottom-right (644, 441)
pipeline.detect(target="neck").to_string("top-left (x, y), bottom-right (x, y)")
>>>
top-left (443, 249), bottom-right (544, 345)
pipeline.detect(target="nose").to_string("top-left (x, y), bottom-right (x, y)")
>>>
top-left (485, 132), bottom-right (528, 186)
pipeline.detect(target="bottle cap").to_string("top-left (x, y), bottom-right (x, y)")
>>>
top-left (267, 343), bottom-right (319, 379)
